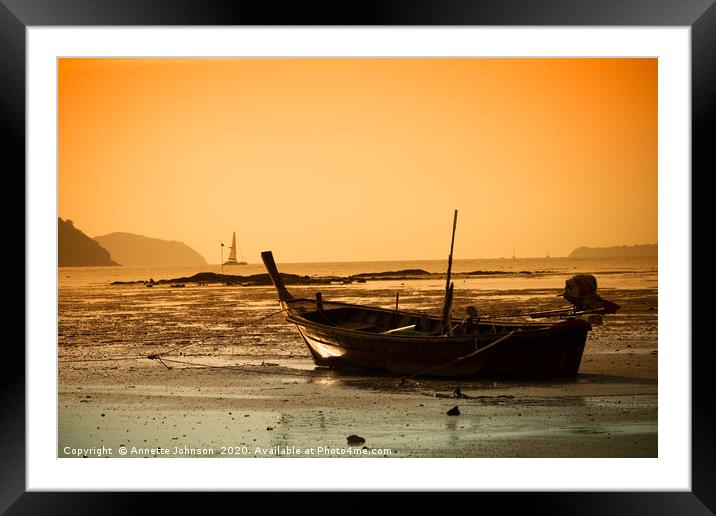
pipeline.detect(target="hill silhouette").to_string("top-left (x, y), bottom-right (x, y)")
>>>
top-left (569, 244), bottom-right (657, 258)
top-left (59, 218), bottom-right (119, 267)
top-left (94, 232), bottom-right (207, 266)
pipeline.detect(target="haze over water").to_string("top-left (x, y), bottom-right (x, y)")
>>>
top-left (59, 256), bottom-right (657, 290)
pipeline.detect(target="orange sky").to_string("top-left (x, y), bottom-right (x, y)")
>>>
top-left (58, 58), bottom-right (657, 263)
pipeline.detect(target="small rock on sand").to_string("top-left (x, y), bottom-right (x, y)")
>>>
top-left (347, 435), bottom-right (366, 445)
top-left (447, 406), bottom-right (460, 416)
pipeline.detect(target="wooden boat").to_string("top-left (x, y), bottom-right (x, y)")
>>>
top-left (261, 250), bottom-right (593, 379)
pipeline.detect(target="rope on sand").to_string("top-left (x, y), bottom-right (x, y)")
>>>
top-left (153, 356), bottom-right (337, 377)
top-left (58, 308), bottom-right (287, 364)
top-left (58, 356), bottom-right (148, 363)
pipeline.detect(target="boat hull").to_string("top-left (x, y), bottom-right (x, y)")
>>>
top-left (260, 251), bottom-right (592, 379)
top-left (292, 317), bottom-right (589, 378)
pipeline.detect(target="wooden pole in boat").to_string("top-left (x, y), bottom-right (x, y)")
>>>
top-left (316, 292), bottom-right (324, 311)
top-left (440, 210), bottom-right (458, 335)
top-left (444, 210), bottom-right (458, 294)
top-left (393, 291), bottom-right (400, 326)
top-left (441, 283), bottom-right (454, 335)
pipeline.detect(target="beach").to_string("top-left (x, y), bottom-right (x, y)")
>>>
top-left (58, 258), bottom-right (658, 458)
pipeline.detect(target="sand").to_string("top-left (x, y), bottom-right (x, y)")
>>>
top-left (58, 279), bottom-right (657, 459)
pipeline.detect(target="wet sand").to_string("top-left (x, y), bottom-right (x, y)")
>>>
top-left (59, 353), bottom-right (656, 458)
top-left (58, 278), bottom-right (657, 458)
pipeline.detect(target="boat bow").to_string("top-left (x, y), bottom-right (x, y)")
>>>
top-left (261, 250), bottom-right (294, 302)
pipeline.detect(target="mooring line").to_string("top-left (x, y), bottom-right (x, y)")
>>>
top-left (400, 330), bottom-right (516, 381)
top-left (155, 356), bottom-right (338, 378)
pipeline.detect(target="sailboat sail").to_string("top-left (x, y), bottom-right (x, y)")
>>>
top-left (228, 232), bottom-right (237, 262)
top-left (224, 231), bottom-right (247, 265)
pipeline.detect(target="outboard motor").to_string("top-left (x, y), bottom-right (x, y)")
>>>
top-left (563, 274), bottom-right (620, 314)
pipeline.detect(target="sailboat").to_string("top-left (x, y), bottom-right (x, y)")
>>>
top-left (223, 232), bottom-right (247, 265)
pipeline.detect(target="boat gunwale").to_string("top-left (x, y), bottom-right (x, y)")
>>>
top-left (282, 297), bottom-right (589, 341)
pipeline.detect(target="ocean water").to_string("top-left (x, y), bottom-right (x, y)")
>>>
top-left (58, 256), bottom-right (657, 289)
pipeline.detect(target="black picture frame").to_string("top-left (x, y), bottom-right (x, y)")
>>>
top-left (5, 0), bottom-right (709, 513)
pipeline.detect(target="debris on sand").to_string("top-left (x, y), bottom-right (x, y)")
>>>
top-left (453, 387), bottom-right (470, 399)
top-left (347, 435), bottom-right (366, 445)
top-left (447, 406), bottom-right (460, 416)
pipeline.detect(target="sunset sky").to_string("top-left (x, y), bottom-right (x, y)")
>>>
top-left (58, 58), bottom-right (657, 263)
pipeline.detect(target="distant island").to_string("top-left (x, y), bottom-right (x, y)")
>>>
top-left (569, 244), bottom-right (657, 258)
top-left (59, 218), bottom-right (119, 267)
top-left (94, 232), bottom-right (207, 266)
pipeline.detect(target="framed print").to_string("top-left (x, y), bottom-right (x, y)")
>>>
top-left (5, 0), bottom-right (711, 513)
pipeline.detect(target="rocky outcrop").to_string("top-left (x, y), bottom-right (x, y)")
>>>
top-left (58, 218), bottom-right (119, 267)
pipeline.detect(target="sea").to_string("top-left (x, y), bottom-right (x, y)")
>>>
top-left (59, 256), bottom-right (657, 289)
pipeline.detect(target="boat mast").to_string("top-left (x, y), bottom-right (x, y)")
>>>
top-left (440, 210), bottom-right (458, 335)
